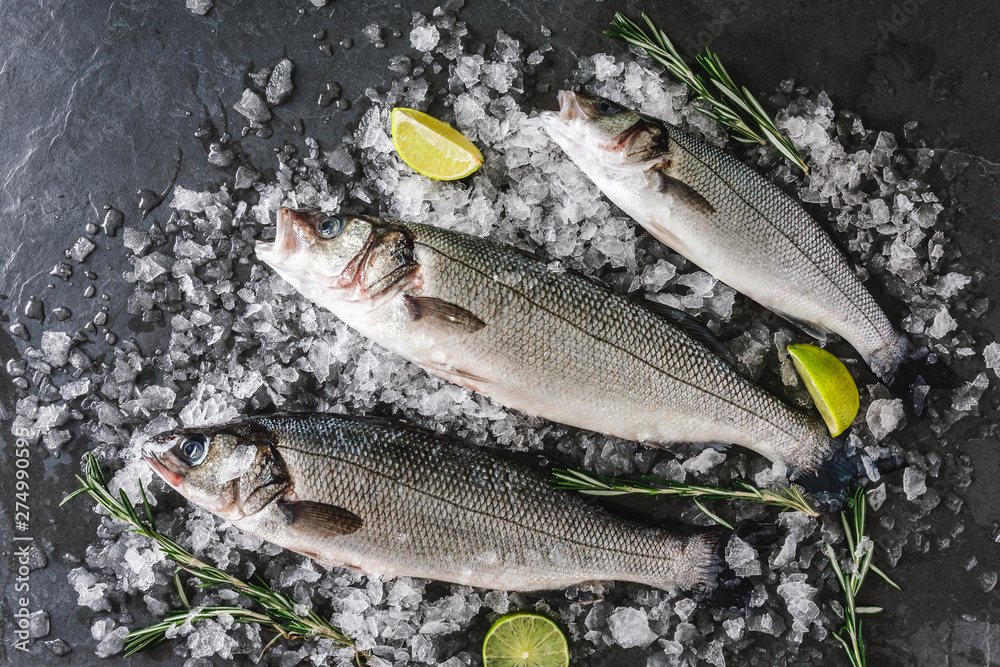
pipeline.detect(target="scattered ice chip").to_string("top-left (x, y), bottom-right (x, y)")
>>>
top-left (69, 568), bottom-right (111, 611)
top-left (123, 227), bottom-right (151, 254)
top-left (865, 398), bottom-right (904, 440)
top-left (41, 331), bottom-right (73, 366)
top-left (410, 24), bottom-right (440, 52)
top-left (682, 448), bottom-right (726, 474)
top-left (985, 342), bottom-right (1000, 378)
top-left (266, 59), bottom-right (295, 105)
top-left (67, 237), bottom-right (96, 262)
top-left (233, 88), bottom-right (271, 124)
top-left (867, 482), bottom-right (887, 511)
top-left (903, 467), bottom-right (927, 501)
top-left (726, 536), bottom-right (761, 577)
top-left (138, 386), bottom-right (177, 413)
top-left (608, 607), bottom-right (658, 648)
top-left (363, 23), bottom-right (385, 48)
top-left (186, 0), bottom-right (212, 15)
top-left (777, 574), bottom-right (820, 641)
top-left (952, 372), bottom-right (988, 412)
top-left (927, 307), bottom-right (957, 339)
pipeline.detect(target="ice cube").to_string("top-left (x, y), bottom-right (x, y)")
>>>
top-left (266, 59), bottom-right (294, 106)
top-left (607, 606), bottom-right (658, 648)
top-left (776, 574), bottom-right (820, 641)
top-left (867, 482), bottom-right (887, 511)
top-left (903, 467), bottom-right (927, 500)
top-left (682, 448), bottom-right (726, 474)
top-left (726, 536), bottom-right (761, 577)
top-left (67, 237), bottom-right (96, 262)
top-left (69, 568), bottom-right (111, 611)
top-left (186, 0), bottom-right (212, 15)
top-left (410, 25), bottom-right (440, 52)
top-left (865, 398), bottom-right (904, 440)
top-left (41, 331), bottom-right (73, 367)
top-left (233, 89), bottom-right (271, 124)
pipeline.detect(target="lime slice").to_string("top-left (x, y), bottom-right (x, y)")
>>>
top-left (483, 611), bottom-right (569, 667)
top-left (787, 343), bottom-right (860, 437)
top-left (390, 107), bottom-right (483, 180)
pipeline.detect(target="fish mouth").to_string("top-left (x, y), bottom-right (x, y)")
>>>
top-left (539, 91), bottom-right (588, 146)
top-left (143, 452), bottom-right (185, 487)
top-left (255, 207), bottom-right (316, 264)
top-left (142, 435), bottom-right (187, 487)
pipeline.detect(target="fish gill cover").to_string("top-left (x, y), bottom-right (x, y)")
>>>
top-left (12, 3), bottom-right (992, 665)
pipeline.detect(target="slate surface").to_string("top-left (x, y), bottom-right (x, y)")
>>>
top-left (1, 1), bottom-right (998, 665)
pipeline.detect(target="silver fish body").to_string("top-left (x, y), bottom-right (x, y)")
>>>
top-left (540, 92), bottom-right (958, 412)
top-left (256, 209), bottom-right (855, 504)
top-left (143, 414), bottom-right (747, 600)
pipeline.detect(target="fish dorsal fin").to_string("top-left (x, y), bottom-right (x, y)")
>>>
top-left (404, 295), bottom-right (486, 334)
top-left (277, 499), bottom-right (362, 538)
top-left (636, 297), bottom-right (736, 365)
top-left (646, 163), bottom-right (716, 215)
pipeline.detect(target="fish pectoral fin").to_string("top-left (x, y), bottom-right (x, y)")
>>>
top-left (635, 297), bottom-right (737, 366)
top-left (423, 361), bottom-right (492, 387)
top-left (277, 499), bottom-right (363, 538)
top-left (404, 295), bottom-right (486, 334)
top-left (646, 163), bottom-right (716, 215)
top-left (769, 308), bottom-right (832, 342)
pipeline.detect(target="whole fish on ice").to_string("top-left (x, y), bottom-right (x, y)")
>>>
top-left (256, 208), bottom-right (869, 507)
top-left (143, 413), bottom-right (761, 604)
top-left (540, 91), bottom-right (959, 413)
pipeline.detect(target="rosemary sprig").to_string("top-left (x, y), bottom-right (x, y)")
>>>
top-left (552, 468), bottom-right (818, 529)
top-left (824, 488), bottom-right (900, 667)
top-left (606, 12), bottom-right (811, 174)
top-left (61, 454), bottom-right (364, 664)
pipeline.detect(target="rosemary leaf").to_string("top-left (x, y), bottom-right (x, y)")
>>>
top-left (607, 12), bottom-right (810, 174)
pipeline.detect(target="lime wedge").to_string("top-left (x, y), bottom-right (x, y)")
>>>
top-left (483, 611), bottom-right (569, 667)
top-left (390, 107), bottom-right (483, 180)
top-left (787, 343), bottom-right (860, 437)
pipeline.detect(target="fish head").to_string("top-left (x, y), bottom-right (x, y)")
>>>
top-left (143, 423), bottom-right (289, 521)
top-left (539, 91), bottom-right (666, 168)
top-left (255, 208), bottom-right (416, 299)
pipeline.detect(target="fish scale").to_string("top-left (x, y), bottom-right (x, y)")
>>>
top-left (146, 414), bottom-right (728, 595)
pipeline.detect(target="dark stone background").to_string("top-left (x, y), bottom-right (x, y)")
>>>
top-left (1, 0), bottom-right (997, 665)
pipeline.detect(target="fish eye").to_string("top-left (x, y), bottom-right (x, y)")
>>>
top-left (597, 100), bottom-right (620, 116)
top-left (316, 215), bottom-right (346, 239)
top-left (178, 434), bottom-right (208, 465)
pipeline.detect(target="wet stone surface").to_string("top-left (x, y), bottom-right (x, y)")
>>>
top-left (1, 1), bottom-right (1000, 666)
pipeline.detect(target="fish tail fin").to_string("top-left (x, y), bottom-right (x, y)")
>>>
top-left (685, 523), bottom-right (777, 611)
top-left (793, 436), bottom-right (904, 511)
top-left (874, 335), bottom-right (962, 416)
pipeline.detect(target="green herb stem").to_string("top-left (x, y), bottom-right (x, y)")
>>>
top-left (606, 12), bottom-right (810, 174)
top-left (552, 468), bottom-right (818, 528)
top-left (824, 488), bottom-right (899, 667)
